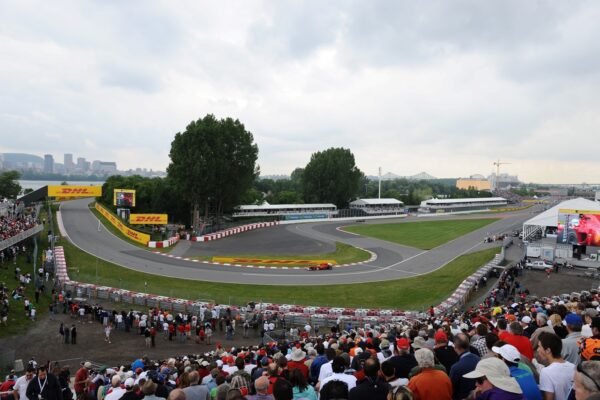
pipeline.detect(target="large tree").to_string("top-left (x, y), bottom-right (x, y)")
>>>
top-left (167, 114), bottom-right (259, 230)
top-left (0, 170), bottom-right (22, 199)
top-left (302, 148), bottom-right (363, 208)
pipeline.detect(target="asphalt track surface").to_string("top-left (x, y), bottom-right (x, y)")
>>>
top-left (60, 198), bottom-right (542, 285)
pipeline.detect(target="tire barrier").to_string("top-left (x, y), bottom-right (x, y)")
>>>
top-left (55, 244), bottom-right (501, 324)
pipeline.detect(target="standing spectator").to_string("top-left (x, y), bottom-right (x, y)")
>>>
top-left (387, 338), bottom-right (418, 380)
top-left (503, 322), bottom-right (534, 361)
top-left (530, 314), bottom-right (553, 351)
top-left (287, 348), bottom-right (309, 381)
top-left (449, 333), bottom-right (480, 400)
top-left (536, 332), bottom-right (575, 400)
top-left (272, 379), bottom-right (293, 400)
top-left (349, 358), bottom-right (389, 400)
top-left (407, 348), bottom-right (452, 400)
top-left (74, 362), bottom-right (92, 400)
top-left (581, 317), bottom-right (600, 361)
top-left (434, 330), bottom-right (459, 373)
top-left (71, 324), bottom-right (77, 345)
top-left (105, 322), bottom-right (112, 344)
top-left (572, 361), bottom-right (600, 400)
top-left (25, 366), bottom-right (63, 400)
top-left (562, 313), bottom-right (583, 365)
top-left (182, 371), bottom-right (210, 400)
top-left (318, 357), bottom-right (357, 393)
top-left (288, 369), bottom-right (315, 400)
top-left (13, 366), bottom-right (35, 400)
top-left (463, 358), bottom-right (524, 399)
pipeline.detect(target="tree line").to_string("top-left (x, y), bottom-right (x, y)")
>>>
top-left (0, 114), bottom-right (497, 230)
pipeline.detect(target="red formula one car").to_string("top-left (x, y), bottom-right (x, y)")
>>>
top-left (558, 214), bottom-right (600, 246)
top-left (307, 263), bottom-right (333, 271)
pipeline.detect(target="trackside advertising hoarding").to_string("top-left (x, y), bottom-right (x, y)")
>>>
top-left (114, 189), bottom-right (136, 207)
top-left (129, 214), bottom-right (168, 225)
top-left (95, 203), bottom-right (150, 245)
top-left (557, 208), bottom-right (600, 246)
top-left (48, 185), bottom-right (102, 197)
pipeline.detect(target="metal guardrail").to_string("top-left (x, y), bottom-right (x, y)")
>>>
top-left (0, 224), bottom-right (44, 252)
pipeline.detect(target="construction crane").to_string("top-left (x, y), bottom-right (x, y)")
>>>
top-left (492, 159), bottom-right (510, 190)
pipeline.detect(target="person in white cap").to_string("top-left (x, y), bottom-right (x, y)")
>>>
top-left (492, 344), bottom-right (541, 400)
top-left (463, 357), bottom-right (524, 399)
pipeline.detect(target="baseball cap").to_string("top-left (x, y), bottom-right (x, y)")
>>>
top-left (434, 330), bottom-right (448, 342)
top-left (124, 378), bottom-right (135, 388)
top-left (463, 358), bottom-right (522, 394)
top-left (396, 338), bottom-right (410, 350)
top-left (84, 362), bottom-right (92, 369)
top-left (565, 313), bottom-right (583, 326)
top-left (492, 344), bottom-right (521, 363)
top-left (521, 316), bottom-right (532, 324)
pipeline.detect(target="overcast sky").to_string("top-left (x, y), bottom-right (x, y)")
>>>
top-left (1, 1), bottom-right (599, 184)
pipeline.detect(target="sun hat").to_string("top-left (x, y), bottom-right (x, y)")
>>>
top-left (492, 344), bottom-right (521, 363)
top-left (84, 361), bottom-right (92, 369)
top-left (412, 336), bottom-right (429, 350)
top-left (290, 348), bottom-right (306, 362)
top-left (463, 358), bottom-right (522, 394)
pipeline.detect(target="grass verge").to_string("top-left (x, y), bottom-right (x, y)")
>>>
top-left (61, 221), bottom-right (499, 309)
top-left (187, 242), bottom-right (371, 266)
top-left (88, 203), bottom-right (172, 253)
top-left (344, 218), bottom-right (499, 250)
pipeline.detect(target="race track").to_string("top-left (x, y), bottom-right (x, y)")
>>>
top-left (60, 198), bottom-right (539, 285)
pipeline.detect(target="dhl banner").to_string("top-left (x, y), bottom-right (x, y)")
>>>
top-left (212, 257), bottom-right (336, 265)
top-left (95, 203), bottom-right (150, 245)
top-left (559, 209), bottom-right (600, 215)
top-left (130, 214), bottom-right (168, 225)
top-left (48, 185), bottom-right (102, 197)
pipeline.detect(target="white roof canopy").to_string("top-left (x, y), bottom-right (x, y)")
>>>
top-left (350, 198), bottom-right (404, 206)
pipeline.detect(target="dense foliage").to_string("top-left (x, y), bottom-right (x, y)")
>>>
top-left (301, 148), bottom-right (364, 208)
top-left (0, 170), bottom-right (22, 199)
top-left (167, 114), bottom-right (259, 229)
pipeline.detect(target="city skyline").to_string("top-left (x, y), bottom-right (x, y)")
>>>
top-left (1, 2), bottom-right (600, 183)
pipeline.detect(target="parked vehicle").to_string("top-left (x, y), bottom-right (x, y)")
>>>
top-left (525, 260), bottom-right (553, 270)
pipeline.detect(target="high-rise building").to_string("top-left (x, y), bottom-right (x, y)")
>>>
top-left (77, 157), bottom-right (88, 172)
top-left (43, 154), bottom-right (54, 174)
top-left (64, 153), bottom-right (74, 172)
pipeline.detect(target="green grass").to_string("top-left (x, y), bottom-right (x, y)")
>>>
top-left (188, 242), bottom-right (371, 266)
top-left (61, 222), bottom-right (499, 309)
top-left (344, 218), bottom-right (499, 250)
top-left (88, 203), bottom-right (172, 253)
top-left (0, 210), bottom-right (52, 339)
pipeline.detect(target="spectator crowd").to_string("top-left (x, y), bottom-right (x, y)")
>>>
top-left (4, 261), bottom-right (600, 400)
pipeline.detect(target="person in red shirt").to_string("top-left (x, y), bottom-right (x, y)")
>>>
top-left (287, 348), bottom-right (309, 380)
top-left (74, 362), bottom-right (92, 399)
top-left (502, 321), bottom-right (534, 360)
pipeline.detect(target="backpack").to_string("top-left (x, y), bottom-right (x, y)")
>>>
top-left (581, 337), bottom-right (600, 361)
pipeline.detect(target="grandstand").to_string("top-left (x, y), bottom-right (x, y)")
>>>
top-left (418, 197), bottom-right (508, 214)
top-left (348, 198), bottom-right (405, 215)
top-left (232, 203), bottom-right (337, 220)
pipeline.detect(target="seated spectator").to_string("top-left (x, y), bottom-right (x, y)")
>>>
top-left (463, 358), bottom-right (524, 399)
top-left (407, 348), bottom-right (451, 400)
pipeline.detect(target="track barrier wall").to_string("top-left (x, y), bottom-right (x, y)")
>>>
top-left (55, 243), bottom-right (503, 323)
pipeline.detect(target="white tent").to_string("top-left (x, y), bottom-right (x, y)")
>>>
top-left (522, 198), bottom-right (600, 240)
